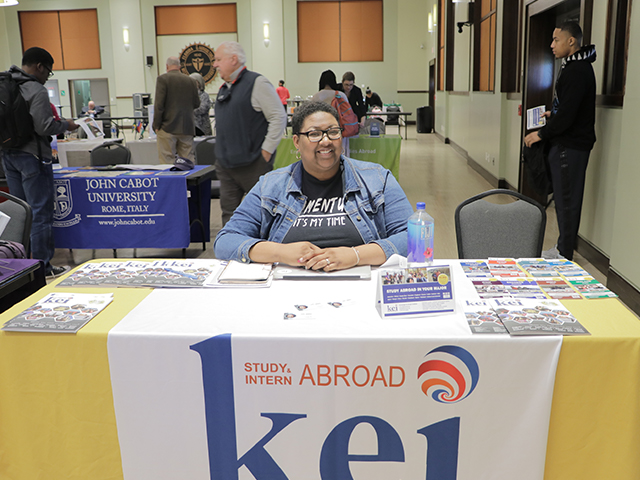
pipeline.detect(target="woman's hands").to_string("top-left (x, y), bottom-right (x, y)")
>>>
top-left (250, 242), bottom-right (386, 271)
top-left (300, 246), bottom-right (360, 271)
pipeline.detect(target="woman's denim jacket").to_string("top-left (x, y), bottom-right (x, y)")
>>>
top-left (214, 156), bottom-right (413, 263)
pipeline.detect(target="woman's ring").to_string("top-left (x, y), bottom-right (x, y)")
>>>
top-left (326, 258), bottom-right (330, 265)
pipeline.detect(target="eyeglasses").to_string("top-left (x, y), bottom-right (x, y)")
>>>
top-left (42, 64), bottom-right (54, 78)
top-left (297, 127), bottom-right (343, 142)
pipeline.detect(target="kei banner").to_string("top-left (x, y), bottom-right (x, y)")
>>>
top-left (107, 289), bottom-right (562, 480)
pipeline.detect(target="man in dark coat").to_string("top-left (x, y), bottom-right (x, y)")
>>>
top-left (152, 56), bottom-right (200, 163)
top-left (524, 21), bottom-right (596, 261)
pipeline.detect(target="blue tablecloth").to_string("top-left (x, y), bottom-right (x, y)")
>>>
top-left (52, 167), bottom-right (194, 249)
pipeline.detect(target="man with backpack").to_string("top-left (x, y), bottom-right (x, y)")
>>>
top-left (0, 47), bottom-right (78, 276)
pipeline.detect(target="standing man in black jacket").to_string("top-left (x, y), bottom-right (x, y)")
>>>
top-left (524, 22), bottom-right (596, 261)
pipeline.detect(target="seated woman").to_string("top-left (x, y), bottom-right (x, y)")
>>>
top-left (214, 101), bottom-right (413, 271)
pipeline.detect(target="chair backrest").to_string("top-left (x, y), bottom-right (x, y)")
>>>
top-left (0, 190), bottom-right (32, 256)
top-left (454, 189), bottom-right (546, 259)
top-left (90, 142), bottom-right (131, 166)
top-left (362, 117), bottom-right (386, 135)
top-left (195, 136), bottom-right (217, 165)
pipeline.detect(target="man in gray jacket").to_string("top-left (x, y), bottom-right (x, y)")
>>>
top-left (0, 47), bottom-right (78, 276)
top-left (152, 57), bottom-right (200, 164)
top-left (213, 42), bottom-right (286, 225)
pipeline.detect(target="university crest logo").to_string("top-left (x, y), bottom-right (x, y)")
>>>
top-left (53, 179), bottom-right (73, 220)
top-left (180, 43), bottom-right (217, 84)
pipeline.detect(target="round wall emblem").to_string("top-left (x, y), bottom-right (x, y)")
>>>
top-left (179, 43), bottom-right (217, 84)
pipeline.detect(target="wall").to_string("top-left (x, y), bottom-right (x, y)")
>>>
top-left (609, 1), bottom-right (640, 289)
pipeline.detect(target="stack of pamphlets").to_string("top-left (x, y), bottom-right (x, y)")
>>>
top-left (491, 298), bottom-right (590, 335)
top-left (463, 299), bottom-right (508, 334)
top-left (462, 258), bottom-right (616, 300)
top-left (463, 297), bottom-right (590, 336)
top-left (57, 260), bottom-right (223, 288)
top-left (2, 292), bottom-right (113, 333)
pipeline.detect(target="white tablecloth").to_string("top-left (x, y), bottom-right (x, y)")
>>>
top-left (106, 262), bottom-right (562, 480)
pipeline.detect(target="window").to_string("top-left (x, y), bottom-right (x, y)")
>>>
top-left (20, 9), bottom-right (101, 70)
top-left (473, 0), bottom-right (497, 92)
top-left (297, 1), bottom-right (383, 62)
top-left (155, 4), bottom-right (237, 35)
top-left (601, 0), bottom-right (632, 106)
top-left (501, 0), bottom-right (523, 93)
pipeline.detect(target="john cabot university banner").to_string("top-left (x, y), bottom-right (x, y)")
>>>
top-left (107, 299), bottom-right (562, 480)
top-left (52, 172), bottom-right (190, 249)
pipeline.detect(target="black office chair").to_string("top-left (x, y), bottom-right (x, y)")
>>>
top-left (194, 136), bottom-right (220, 198)
top-left (0, 190), bottom-right (32, 257)
top-left (454, 189), bottom-right (546, 259)
top-left (90, 142), bottom-right (131, 166)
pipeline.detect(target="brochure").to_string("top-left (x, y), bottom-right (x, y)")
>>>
top-left (472, 278), bottom-right (510, 299)
top-left (462, 299), bottom-right (508, 334)
top-left (491, 298), bottom-right (590, 336)
top-left (536, 277), bottom-right (582, 299)
top-left (488, 258), bottom-right (526, 277)
top-left (460, 260), bottom-right (491, 277)
top-left (565, 276), bottom-right (617, 299)
top-left (527, 105), bottom-right (546, 130)
top-left (2, 292), bottom-right (113, 333)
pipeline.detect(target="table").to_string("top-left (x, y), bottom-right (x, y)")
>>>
top-left (57, 138), bottom-right (107, 167)
top-left (51, 166), bottom-right (213, 251)
top-left (0, 259), bottom-right (45, 313)
top-left (1, 260), bottom-right (639, 479)
top-left (274, 135), bottom-right (402, 179)
top-left (365, 111), bottom-right (413, 139)
top-left (57, 137), bottom-right (208, 167)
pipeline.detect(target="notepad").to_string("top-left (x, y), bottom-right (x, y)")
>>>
top-left (217, 261), bottom-right (273, 284)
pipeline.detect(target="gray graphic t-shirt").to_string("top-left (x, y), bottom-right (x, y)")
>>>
top-left (283, 166), bottom-right (362, 248)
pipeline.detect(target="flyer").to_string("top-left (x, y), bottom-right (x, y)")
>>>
top-left (377, 265), bottom-right (454, 318)
top-left (2, 292), bottom-right (113, 333)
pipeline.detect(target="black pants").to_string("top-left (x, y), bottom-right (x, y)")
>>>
top-left (216, 156), bottom-right (274, 225)
top-left (548, 144), bottom-right (590, 260)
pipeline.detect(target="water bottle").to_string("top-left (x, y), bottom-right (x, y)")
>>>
top-left (407, 202), bottom-right (434, 264)
top-left (111, 124), bottom-right (117, 138)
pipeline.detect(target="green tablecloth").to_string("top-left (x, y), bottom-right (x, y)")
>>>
top-left (273, 134), bottom-right (401, 179)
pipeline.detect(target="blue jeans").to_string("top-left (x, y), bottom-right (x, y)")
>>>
top-left (1, 150), bottom-right (55, 272)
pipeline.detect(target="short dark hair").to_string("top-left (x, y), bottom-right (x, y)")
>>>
top-left (559, 21), bottom-right (583, 46)
top-left (318, 70), bottom-right (338, 91)
top-left (22, 47), bottom-right (54, 68)
top-left (279, 80), bottom-right (285, 86)
top-left (342, 71), bottom-right (355, 82)
top-left (292, 101), bottom-right (340, 135)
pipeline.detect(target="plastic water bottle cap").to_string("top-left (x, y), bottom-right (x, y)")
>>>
top-left (416, 202), bottom-right (426, 210)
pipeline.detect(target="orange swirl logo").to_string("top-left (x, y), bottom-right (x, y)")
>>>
top-left (418, 345), bottom-right (479, 403)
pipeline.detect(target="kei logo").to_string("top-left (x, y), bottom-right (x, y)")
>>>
top-left (418, 345), bottom-right (480, 403)
top-left (53, 179), bottom-right (73, 220)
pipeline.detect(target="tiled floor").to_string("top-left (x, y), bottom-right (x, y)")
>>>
top-left (50, 126), bottom-right (606, 285)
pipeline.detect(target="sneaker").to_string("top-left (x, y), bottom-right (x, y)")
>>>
top-left (541, 245), bottom-right (566, 260)
top-left (47, 265), bottom-right (71, 278)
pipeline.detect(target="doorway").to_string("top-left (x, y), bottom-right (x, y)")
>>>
top-left (69, 78), bottom-right (110, 118)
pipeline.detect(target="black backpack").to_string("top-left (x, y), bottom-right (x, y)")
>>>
top-left (0, 71), bottom-right (36, 149)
